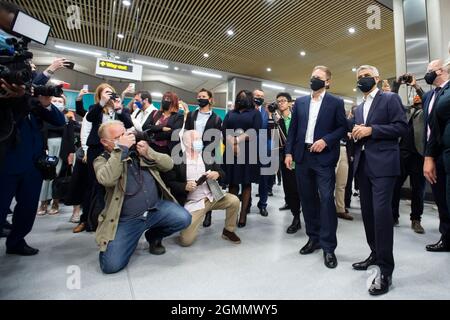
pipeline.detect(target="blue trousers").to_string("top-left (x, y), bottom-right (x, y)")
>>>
top-left (0, 167), bottom-right (43, 249)
top-left (295, 151), bottom-right (338, 253)
top-left (99, 200), bottom-right (191, 274)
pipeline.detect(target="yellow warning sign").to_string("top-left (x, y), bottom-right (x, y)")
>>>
top-left (98, 60), bottom-right (133, 73)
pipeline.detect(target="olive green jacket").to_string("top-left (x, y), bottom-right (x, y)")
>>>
top-left (93, 147), bottom-right (176, 252)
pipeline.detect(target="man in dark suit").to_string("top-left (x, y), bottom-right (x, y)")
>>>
top-left (0, 95), bottom-right (66, 255)
top-left (285, 66), bottom-right (347, 269)
top-left (351, 65), bottom-right (408, 296)
top-left (422, 59), bottom-right (450, 252)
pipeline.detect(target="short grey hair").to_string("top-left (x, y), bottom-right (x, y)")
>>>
top-left (444, 59), bottom-right (450, 73)
top-left (357, 65), bottom-right (380, 77)
top-left (98, 120), bottom-right (125, 139)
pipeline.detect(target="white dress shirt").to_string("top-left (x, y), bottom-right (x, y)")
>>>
top-left (363, 88), bottom-right (379, 124)
top-left (131, 104), bottom-right (157, 132)
top-left (427, 80), bottom-right (450, 141)
top-left (81, 113), bottom-right (92, 154)
top-left (184, 155), bottom-right (213, 213)
top-left (305, 91), bottom-right (326, 144)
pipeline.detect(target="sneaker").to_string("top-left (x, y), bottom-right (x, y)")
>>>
top-left (222, 229), bottom-right (241, 244)
top-left (412, 220), bottom-right (425, 234)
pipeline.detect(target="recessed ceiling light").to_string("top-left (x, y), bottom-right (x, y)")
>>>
top-left (353, 88), bottom-right (357, 92)
top-left (348, 27), bottom-right (356, 34)
top-left (227, 30), bottom-right (235, 36)
top-left (122, 0), bottom-right (131, 6)
top-left (300, 51), bottom-right (306, 57)
top-left (203, 53), bottom-right (209, 58)
top-left (115, 56), bottom-right (120, 60)
top-left (174, 66), bottom-right (179, 71)
top-left (352, 67), bottom-right (357, 72)
top-left (117, 34), bottom-right (125, 39)
top-left (267, 68), bottom-right (272, 72)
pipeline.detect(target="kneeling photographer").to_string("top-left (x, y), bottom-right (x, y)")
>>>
top-left (0, 1), bottom-right (66, 255)
top-left (391, 73), bottom-right (426, 232)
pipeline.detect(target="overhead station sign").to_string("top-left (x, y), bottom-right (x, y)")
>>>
top-left (95, 58), bottom-right (143, 81)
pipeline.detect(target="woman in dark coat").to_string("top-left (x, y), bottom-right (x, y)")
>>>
top-left (222, 90), bottom-right (262, 228)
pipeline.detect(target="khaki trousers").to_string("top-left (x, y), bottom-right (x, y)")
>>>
top-left (180, 193), bottom-right (240, 247)
top-left (335, 146), bottom-right (349, 214)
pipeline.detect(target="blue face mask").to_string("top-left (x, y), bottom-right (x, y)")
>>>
top-left (193, 140), bottom-right (204, 152)
top-left (135, 101), bottom-right (143, 109)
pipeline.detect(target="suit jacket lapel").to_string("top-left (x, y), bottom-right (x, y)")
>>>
top-left (365, 90), bottom-right (383, 125)
top-left (303, 96), bottom-right (311, 125)
top-left (315, 93), bottom-right (328, 125)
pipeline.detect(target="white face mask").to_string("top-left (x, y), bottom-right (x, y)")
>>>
top-left (54, 103), bottom-right (66, 113)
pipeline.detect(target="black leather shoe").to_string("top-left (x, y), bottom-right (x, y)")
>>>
top-left (369, 274), bottom-right (392, 296)
top-left (149, 240), bottom-right (166, 255)
top-left (279, 204), bottom-right (290, 211)
top-left (259, 208), bottom-right (269, 217)
top-left (352, 253), bottom-right (376, 270)
top-left (299, 239), bottom-right (321, 255)
top-left (0, 228), bottom-right (10, 238)
top-left (203, 212), bottom-right (212, 228)
top-left (287, 216), bottom-right (301, 234)
top-left (6, 243), bottom-right (39, 256)
top-left (3, 220), bottom-right (12, 230)
top-left (426, 239), bottom-right (450, 252)
top-left (324, 252), bottom-right (338, 269)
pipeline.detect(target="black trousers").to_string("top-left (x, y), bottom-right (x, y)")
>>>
top-left (357, 153), bottom-right (395, 277)
top-left (296, 150), bottom-right (337, 253)
top-left (392, 153), bottom-right (425, 221)
top-left (431, 156), bottom-right (450, 244)
top-left (280, 155), bottom-right (301, 216)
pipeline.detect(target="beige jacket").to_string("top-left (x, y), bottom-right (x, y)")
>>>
top-left (93, 147), bottom-right (176, 252)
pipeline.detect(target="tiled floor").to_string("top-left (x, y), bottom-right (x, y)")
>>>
top-left (1, 184), bottom-right (450, 300)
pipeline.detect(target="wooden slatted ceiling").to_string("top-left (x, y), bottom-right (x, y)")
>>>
top-left (11, 0), bottom-right (395, 97)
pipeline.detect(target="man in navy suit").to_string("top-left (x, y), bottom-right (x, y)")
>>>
top-left (285, 66), bottom-right (347, 269)
top-left (0, 94), bottom-right (66, 256)
top-left (422, 59), bottom-right (450, 252)
top-left (351, 65), bottom-right (408, 296)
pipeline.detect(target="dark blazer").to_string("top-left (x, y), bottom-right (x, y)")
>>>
top-left (185, 110), bottom-right (223, 149)
top-left (424, 81), bottom-right (450, 159)
top-left (85, 103), bottom-right (133, 147)
top-left (285, 93), bottom-right (347, 166)
top-left (75, 100), bottom-right (87, 118)
top-left (143, 111), bottom-right (184, 150)
top-left (32, 72), bottom-right (50, 86)
top-left (1, 104), bottom-right (66, 175)
top-left (162, 158), bottom-right (225, 206)
top-left (353, 90), bottom-right (408, 178)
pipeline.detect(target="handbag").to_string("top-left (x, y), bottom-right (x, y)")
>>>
top-left (52, 166), bottom-right (72, 201)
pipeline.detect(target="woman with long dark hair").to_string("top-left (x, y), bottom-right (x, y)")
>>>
top-left (143, 91), bottom-right (184, 155)
top-left (222, 90), bottom-right (262, 228)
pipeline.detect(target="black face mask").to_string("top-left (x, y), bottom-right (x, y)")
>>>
top-left (254, 98), bottom-right (265, 106)
top-left (161, 101), bottom-right (171, 111)
top-left (236, 99), bottom-right (251, 110)
top-left (310, 77), bottom-right (326, 91)
top-left (197, 99), bottom-right (210, 108)
top-left (357, 77), bottom-right (377, 93)
top-left (424, 71), bottom-right (438, 85)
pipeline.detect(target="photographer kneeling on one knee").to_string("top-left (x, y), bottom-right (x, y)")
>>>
top-left (94, 121), bottom-right (191, 274)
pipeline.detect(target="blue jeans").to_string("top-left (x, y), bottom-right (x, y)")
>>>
top-left (99, 200), bottom-right (191, 274)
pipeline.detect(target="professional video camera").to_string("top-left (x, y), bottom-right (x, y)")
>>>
top-left (0, 10), bottom-right (52, 97)
top-left (267, 101), bottom-right (279, 113)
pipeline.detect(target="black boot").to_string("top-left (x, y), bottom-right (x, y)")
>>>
top-left (287, 215), bottom-right (301, 234)
top-left (203, 212), bottom-right (212, 228)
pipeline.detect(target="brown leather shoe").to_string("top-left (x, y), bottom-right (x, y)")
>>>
top-left (73, 222), bottom-right (86, 234)
top-left (337, 212), bottom-right (354, 221)
top-left (412, 220), bottom-right (425, 234)
top-left (222, 229), bottom-right (241, 244)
